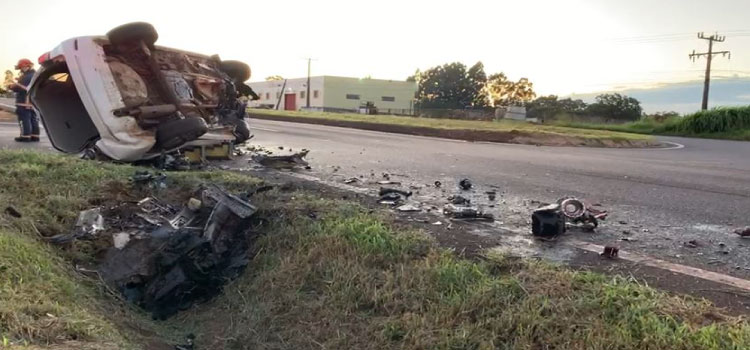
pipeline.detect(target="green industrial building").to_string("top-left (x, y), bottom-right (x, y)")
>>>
top-left (248, 76), bottom-right (417, 115)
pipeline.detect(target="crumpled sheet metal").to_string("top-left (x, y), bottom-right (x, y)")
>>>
top-left (98, 185), bottom-right (258, 319)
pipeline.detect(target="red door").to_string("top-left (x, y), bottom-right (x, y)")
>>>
top-left (284, 94), bottom-right (296, 110)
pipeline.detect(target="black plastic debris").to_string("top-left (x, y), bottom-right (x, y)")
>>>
top-left (434, 181), bottom-right (442, 188)
top-left (448, 195), bottom-right (471, 205)
top-left (601, 246), bottom-right (619, 258)
top-left (486, 191), bottom-right (497, 201)
top-left (531, 204), bottom-right (566, 237)
top-left (131, 171), bottom-right (168, 189)
top-left (735, 227), bottom-right (750, 237)
top-left (98, 185), bottom-right (258, 319)
top-left (458, 178), bottom-right (473, 191)
top-left (379, 187), bottom-right (413, 198)
top-left (252, 149), bottom-right (309, 169)
top-left (443, 204), bottom-right (494, 221)
top-left (4, 206), bottom-right (22, 218)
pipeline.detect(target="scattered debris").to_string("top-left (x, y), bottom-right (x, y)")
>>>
top-left (434, 181), bottom-right (442, 188)
top-left (559, 197), bottom-right (607, 228)
top-left (252, 149), bottom-right (309, 169)
top-left (443, 204), bottom-right (494, 221)
top-left (531, 204), bottom-right (566, 237)
top-left (685, 240), bottom-right (700, 248)
top-left (378, 192), bottom-right (404, 205)
top-left (601, 246), bottom-right (619, 258)
top-left (397, 204), bottom-right (421, 212)
top-left (622, 230), bottom-right (632, 235)
top-left (344, 177), bottom-right (359, 184)
top-left (4, 206), bottom-right (22, 218)
top-left (432, 221), bottom-right (443, 225)
top-left (618, 220), bottom-right (628, 225)
top-left (152, 153), bottom-right (191, 171)
top-left (131, 171), bottom-right (168, 189)
top-left (621, 237), bottom-right (637, 242)
top-left (377, 180), bottom-right (402, 185)
top-left (448, 195), bottom-right (471, 205)
top-left (98, 185), bottom-right (258, 319)
top-left (642, 228), bottom-right (651, 233)
top-left (379, 187), bottom-right (413, 198)
top-left (46, 208), bottom-right (105, 244)
top-left (113, 232), bottom-right (132, 249)
top-left (734, 227), bottom-right (750, 237)
top-left (458, 178), bottom-right (473, 191)
top-left (486, 191), bottom-right (497, 201)
top-left (174, 334), bottom-right (196, 350)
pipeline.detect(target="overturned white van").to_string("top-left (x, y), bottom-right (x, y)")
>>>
top-left (28, 22), bottom-right (256, 161)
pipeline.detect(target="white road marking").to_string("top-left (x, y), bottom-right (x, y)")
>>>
top-left (648, 141), bottom-right (685, 150)
top-left (571, 240), bottom-right (750, 292)
top-left (252, 126), bottom-right (280, 132)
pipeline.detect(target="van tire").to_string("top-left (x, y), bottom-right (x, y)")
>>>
top-left (219, 60), bottom-right (251, 82)
top-left (155, 117), bottom-right (208, 150)
top-left (107, 22), bottom-right (158, 49)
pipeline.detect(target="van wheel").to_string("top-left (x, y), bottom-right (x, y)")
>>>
top-left (156, 117), bottom-right (208, 150)
top-left (219, 60), bottom-right (251, 82)
top-left (107, 22), bottom-right (158, 49)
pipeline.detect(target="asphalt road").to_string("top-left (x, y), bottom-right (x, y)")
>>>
top-left (1, 113), bottom-right (749, 278)
top-left (246, 118), bottom-right (750, 277)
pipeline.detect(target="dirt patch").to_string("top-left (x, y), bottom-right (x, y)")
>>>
top-left (249, 113), bottom-right (661, 148)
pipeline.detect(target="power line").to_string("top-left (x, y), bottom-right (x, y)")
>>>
top-left (690, 32), bottom-right (731, 110)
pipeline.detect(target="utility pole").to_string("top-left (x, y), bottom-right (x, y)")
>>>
top-left (690, 32), bottom-right (730, 110)
top-left (306, 58), bottom-right (311, 108)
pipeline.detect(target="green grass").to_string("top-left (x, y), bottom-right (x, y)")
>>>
top-left (0, 151), bottom-right (260, 348)
top-left (250, 108), bottom-right (652, 141)
top-left (1, 150), bottom-right (749, 349)
top-left (170, 196), bottom-right (750, 349)
top-left (553, 106), bottom-right (750, 141)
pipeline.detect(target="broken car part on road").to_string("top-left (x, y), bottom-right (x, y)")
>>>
top-left (252, 149), bottom-right (310, 169)
top-left (531, 197), bottom-right (608, 237)
top-left (443, 204), bottom-right (494, 221)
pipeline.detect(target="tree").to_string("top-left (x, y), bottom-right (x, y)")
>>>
top-left (586, 93), bottom-right (642, 121)
top-left (265, 75), bottom-right (283, 81)
top-left (526, 95), bottom-right (586, 121)
top-left (413, 62), bottom-right (488, 109)
top-left (484, 73), bottom-right (536, 106)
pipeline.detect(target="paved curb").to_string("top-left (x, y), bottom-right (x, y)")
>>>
top-left (248, 112), bottom-right (661, 148)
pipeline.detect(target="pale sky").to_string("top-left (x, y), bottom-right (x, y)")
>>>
top-left (1, 0), bottom-right (749, 96)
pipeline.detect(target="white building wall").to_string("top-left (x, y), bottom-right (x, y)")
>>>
top-left (248, 77), bottom-right (325, 110)
top-left (248, 76), bottom-right (417, 113)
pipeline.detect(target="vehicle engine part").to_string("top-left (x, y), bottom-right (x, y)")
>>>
top-left (531, 204), bottom-right (566, 237)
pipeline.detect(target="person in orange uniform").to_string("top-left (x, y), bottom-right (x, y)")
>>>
top-left (6, 59), bottom-right (39, 142)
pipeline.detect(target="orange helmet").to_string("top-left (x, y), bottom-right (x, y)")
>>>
top-left (14, 58), bottom-right (33, 69)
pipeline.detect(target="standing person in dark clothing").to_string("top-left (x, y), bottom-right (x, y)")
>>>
top-left (5, 59), bottom-right (39, 142)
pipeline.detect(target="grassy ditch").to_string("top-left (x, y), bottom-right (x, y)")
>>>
top-left (1, 150), bottom-right (749, 349)
top-left (248, 109), bottom-right (653, 144)
top-left (554, 106), bottom-right (750, 141)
